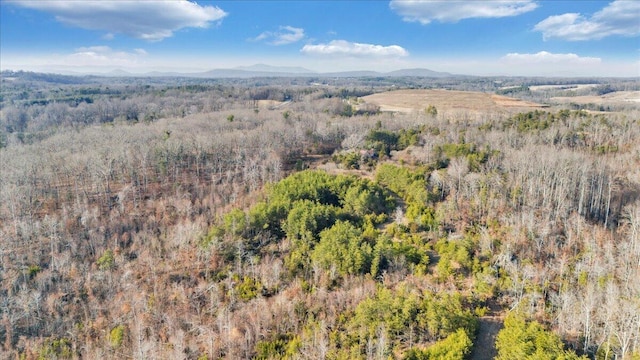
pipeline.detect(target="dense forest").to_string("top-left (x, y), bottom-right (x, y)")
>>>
top-left (1, 71), bottom-right (639, 359)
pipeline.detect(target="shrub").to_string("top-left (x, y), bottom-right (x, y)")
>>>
top-left (109, 325), bottom-right (127, 348)
top-left (254, 334), bottom-right (300, 360)
top-left (347, 285), bottom-right (478, 357)
top-left (97, 249), bottom-right (115, 270)
top-left (235, 276), bottom-right (262, 301)
top-left (417, 292), bottom-right (478, 340)
top-left (366, 129), bottom-right (400, 157)
top-left (223, 208), bottom-right (248, 236)
top-left (38, 338), bottom-right (73, 359)
top-left (404, 328), bottom-right (473, 360)
top-left (283, 200), bottom-right (342, 244)
top-left (27, 264), bottom-right (42, 279)
top-left (311, 220), bottom-right (373, 276)
top-left (333, 151), bottom-right (361, 169)
top-left (495, 313), bottom-right (587, 360)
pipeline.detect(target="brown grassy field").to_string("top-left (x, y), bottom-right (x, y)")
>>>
top-left (528, 84), bottom-right (600, 91)
top-left (550, 90), bottom-right (640, 105)
top-left (361, 89), bottom-right (546, 115)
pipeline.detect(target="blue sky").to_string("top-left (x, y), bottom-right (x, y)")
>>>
top-left (1, 0), bottom-right (639, 76)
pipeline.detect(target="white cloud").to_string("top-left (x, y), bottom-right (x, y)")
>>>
top-left (502, 51), bottom-right (601, 65)
top-left (252, 26), bottom-right (305, 45)
top-left (498, 51), bottom-right (607, 75)
top-left (11, 0), bottom-right (227, 41)
top-left (301, 40), bottom-right (409, 57)
top-left (534, 0), bottom-right (640, 40)
top-left (389, 0), bottom-right (537, 24)
top-left (66, 46), bottom-right (149, 68)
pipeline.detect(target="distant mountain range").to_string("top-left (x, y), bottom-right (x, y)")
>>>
top-left (96, 64), bottom-right (455, 78)
top-left (234, 64), bottom-right (314, 74)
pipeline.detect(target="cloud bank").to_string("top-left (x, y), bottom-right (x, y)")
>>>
top-left (252, 26), bottom-right (305, 45)
top-left (502, 51), bottom-right (601, 65)
top-left (11, 0), bottom-right (227, 41)
top-left (534, 0), bottom-right (640, 40)
top-left (498, 51), bottom-right (608, 75)
top-left (67, 46), bottom-right (149, 67)
top-left (389, 0), bottom-right (537, 24)
top-left (301, 40), bottom-right (408, 57)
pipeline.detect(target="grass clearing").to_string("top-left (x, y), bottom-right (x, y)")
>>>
top-left (361, 89), bottom-right (545, 115)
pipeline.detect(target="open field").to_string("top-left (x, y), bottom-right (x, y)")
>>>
top-left (529, 84), bottom-right (599, 91)
top-left (551, 90), bottom-right (640, 105)
top-left (361, 89), bottom-right (546, 115)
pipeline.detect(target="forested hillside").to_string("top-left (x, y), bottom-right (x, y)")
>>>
top-left (1, 72), bottom-right (639, 359)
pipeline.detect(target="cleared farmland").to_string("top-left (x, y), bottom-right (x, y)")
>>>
top-left (361, 89), bottom-right (546, 115)
top-left (551, 90), bottom-right (640, 105)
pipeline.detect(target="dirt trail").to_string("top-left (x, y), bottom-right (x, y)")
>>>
top-left (470, 314), bottom-right (504, 360)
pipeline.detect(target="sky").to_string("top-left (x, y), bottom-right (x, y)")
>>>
top-left (1, 0), bottom-right (639, 77)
